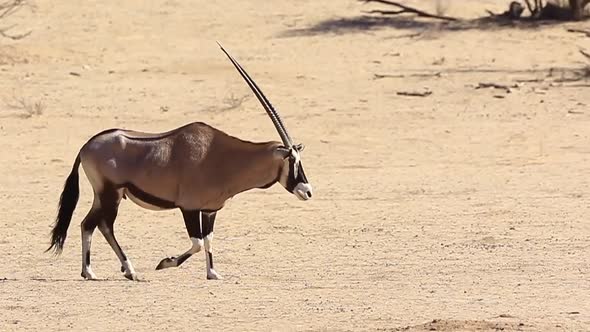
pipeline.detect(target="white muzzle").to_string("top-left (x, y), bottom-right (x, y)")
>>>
top-left (294, 183), bottom-right (313, 201)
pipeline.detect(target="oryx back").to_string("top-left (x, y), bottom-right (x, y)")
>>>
top-left (79, 122), bottom-right (214, 210)
top-left (79, 122), bottom-right (281, 211)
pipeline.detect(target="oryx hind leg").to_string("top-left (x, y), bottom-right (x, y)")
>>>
top-left (156, 209), bottom-right (203, 271)
top-left (95, 185), bottom-right (138, 280)
top-left (80, 196), bottom-right (103, 280)
top-left (202, 212), bottom-right (222, 280)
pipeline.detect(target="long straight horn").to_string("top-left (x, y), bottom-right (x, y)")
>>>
top-left (217, 42), bottom-right (293, 147)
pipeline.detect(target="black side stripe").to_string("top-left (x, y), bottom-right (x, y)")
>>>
top-left (120, 182), bottom-right (177, 209)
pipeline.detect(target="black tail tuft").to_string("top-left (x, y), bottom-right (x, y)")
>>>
top-left (46, 154), bottom-right (81, 254)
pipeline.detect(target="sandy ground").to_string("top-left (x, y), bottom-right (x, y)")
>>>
top-left (0, 0), bottom-right (589, 331)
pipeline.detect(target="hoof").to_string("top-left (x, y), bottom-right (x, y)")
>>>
top-left (124, 273), bottom-right (139, 281)
top-left (206, 270), bottom-right (223, 280)
top-left (155, 257), bottom-right (176, 270)
top-left (81, 271), bottom-right (98, 280)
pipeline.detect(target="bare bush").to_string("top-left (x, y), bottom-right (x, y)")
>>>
top-left (3, 94), bottom-right (45, 118)
top-left (568, 0), bottom-right (590, 19)
top-left (365, 0), bottom-right (589, 21)
top-left (523, 0), bottom-right (589, 19)
top-left (203, 93), bottom-right (251, 113)
top-left (221, 93), bottom-right (250, 111)
top-left (361, 0), bottom-right (457, 21)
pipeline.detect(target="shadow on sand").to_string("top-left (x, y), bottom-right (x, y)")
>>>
top-left (280, 15), bottom-right (569, 37)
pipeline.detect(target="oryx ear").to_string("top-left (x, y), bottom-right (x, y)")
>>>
top-left (274, 146), bottom-right (291, 159)
top-left (294, 143), bottom-right (305, 152)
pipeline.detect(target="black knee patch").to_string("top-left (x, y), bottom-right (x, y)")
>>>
top-left (181, 209), bottom-right (203, 239)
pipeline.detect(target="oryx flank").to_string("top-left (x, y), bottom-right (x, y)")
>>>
top-left (46, 43), bottom-right (313, 280)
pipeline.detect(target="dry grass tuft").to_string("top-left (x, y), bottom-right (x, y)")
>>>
top-left (3, 94), bottom-right (45, 118)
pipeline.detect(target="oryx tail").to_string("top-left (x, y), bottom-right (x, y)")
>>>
top-left (46, 154), bottom-right (81, 254)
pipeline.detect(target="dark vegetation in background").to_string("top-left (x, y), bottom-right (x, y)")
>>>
top-left (361, 0), bottom-right (590, 21)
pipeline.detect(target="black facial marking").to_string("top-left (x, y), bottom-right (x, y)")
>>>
top-left (122, 182), bottom-right (177, 209)
top-left (298, 164), bottom-right (309, 184)
top-left (283, 152), bottom-right (310, 195)
top-left (285, 158), bottom-right (298, 192)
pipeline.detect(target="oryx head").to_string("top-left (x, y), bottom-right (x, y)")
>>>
top-left (218, 42), bottom-right (313, 201)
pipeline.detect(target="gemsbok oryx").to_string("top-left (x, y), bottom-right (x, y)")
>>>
top-left (46, 43), bottom-right (313, 280)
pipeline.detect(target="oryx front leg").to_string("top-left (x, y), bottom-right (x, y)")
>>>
top-left (202, 212), bottom-right (222, 280)
top-left (156, 209), bottom-right (203, 270)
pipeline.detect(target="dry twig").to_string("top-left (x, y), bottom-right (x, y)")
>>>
top-left (514, 78), bottom-right (545, 83)
top-left (203, 94), bottom-right (250, 113)
top-left (0, 0), bottom-right (30, 40)
top-left (221, 94), bottom-right (250, 112)
top-left (0, 0), bottom-right (25, 19)
top-left (0, 27), bottom-right (30, 40)
top-left (396, 90), bottom-right (432, 97)
top-left (361, 0), bottom-right (458, 21)
top-left (476, 82), bottom-right (518, 93)
top-left (374, 72), bottom-right (441, 80)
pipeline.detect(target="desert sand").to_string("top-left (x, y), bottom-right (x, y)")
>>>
top-left (0, 0), bottom-right (589, 331)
